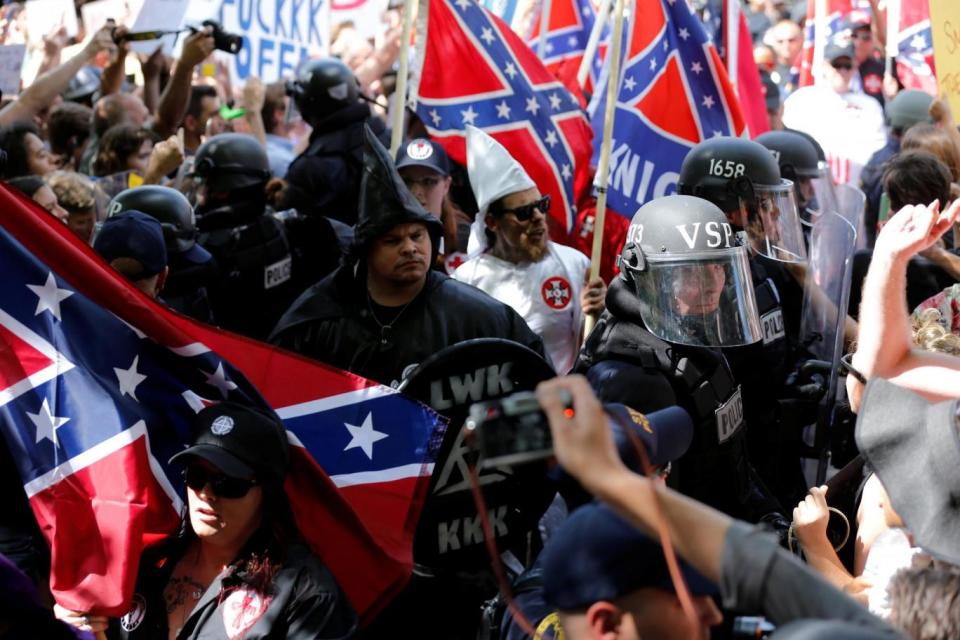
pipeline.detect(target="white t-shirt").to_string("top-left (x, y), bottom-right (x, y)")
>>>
top-left (783, 85), bottom-right (886, 187)
top-left (454, 243), bottom-right (590, 374)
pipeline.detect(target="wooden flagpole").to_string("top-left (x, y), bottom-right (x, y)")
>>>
top-left (583, 0), bottom-right (627, 337)
top-left (390, 0), bottom-right (418, 156)
top-left (577, 0), bottom-right (613, 87)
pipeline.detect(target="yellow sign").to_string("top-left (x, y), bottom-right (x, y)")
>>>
top-left (930, 0), bottom-right (960, 114)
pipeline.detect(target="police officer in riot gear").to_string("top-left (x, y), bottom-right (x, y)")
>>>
top-left (577, 195), bottom-right (783, 522)
top-left (107, 185), bottom-right (219, 324)
top-left (190, 133), bottom-right (301, 341)
top-left (677, 136), bottom-right (810, 508)
top-left (282, 57), bottom-right (387, 226)
top-left (756, 130), bottom-right (833, 232)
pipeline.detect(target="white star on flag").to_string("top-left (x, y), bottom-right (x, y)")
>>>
top-left (28, 398), bottom-right (69, 445)
top-left (545, 130), bottom-right (559, 147)
top-left (702, 95), bottom-right (715, 108)
top-left (28, 273), bottom-right (73, 321)
top-left (454, 0), bottom-right (470, 9)
top-left (115, 355), bottom-right (148, 401)
top-left (910, 34), bottom-right (926, 50)
top-left (480, 27), bottom-right (495, 45)
top-left (691, 61), bottom-right (703, 74)
top-left (203, 362), bottom-right (238, 398)
top-left (545, 42), bottom-right (554, 53)
top-left (548, 93), bottom-right (562, 110)
top-left (504, 62), bottom-right (518, 79)
top-left (525, 96), bottom-right (541, 115)
top-left (561, 164), bottom-right (572, 179)
top-left (461, 106), bottom-right (478, 125)
top-left (649, 58), bottom-right (657, 70)
top-left (429, 109), bottom-right (442, 126)
top-left (568, 36), bottom-right (577, 47)
top-left (581, 4), bottom-right (590, 16)
top-left (495, 101), bottom-right (511, 119)
top-left (624, 76), bottom-right (637, 90)
top-left (679, 28), bottom-right (690, 41)
top-left (344, 413), bottom-right (389, 460)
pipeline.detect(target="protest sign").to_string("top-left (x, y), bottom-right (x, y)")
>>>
top-left (0, 43), bottom-right (25, 96)
top-left (217, 0), bottom-right (330, 83)
top-left (330, 0), bottom-right (388, 39)
top-left (24, 0), bottom-right (79, 40)
top-left (80, 0), bottom-right (139, 39)
top-left (128, 0), bottom-right (190, 54)
top-left (930, 0), bottom-right (960, 114)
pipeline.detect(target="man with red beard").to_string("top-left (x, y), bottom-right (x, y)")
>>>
top-left (454, 126), bottom-right (605, 373)
top-left (270, 126), bottom-right (544, 387)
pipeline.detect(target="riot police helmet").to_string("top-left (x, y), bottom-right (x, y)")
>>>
top-left (677, 136), bottom-right (806, 262)
top-left (190, 133), bottom-right (271, 195)
top-left (756, 130), bottom-right (835, 226)
top-left (618, 195), bottom-right (762, 347)
top-left (286, 57), bottom-right (360, 127)
top-left (108, 185), bottom-right (211, 263)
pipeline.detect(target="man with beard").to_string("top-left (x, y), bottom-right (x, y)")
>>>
top-left (454, 126), bottom-right (604, 373)
top-left (270, 126), bottom-right (545, 388)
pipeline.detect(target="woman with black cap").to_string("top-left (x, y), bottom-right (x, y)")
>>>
top-left (56, 402), bottom-right (357, 639)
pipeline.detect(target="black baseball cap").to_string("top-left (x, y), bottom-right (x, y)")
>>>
top-left (825, 42), bottom-right (856, 63)
top-left (93, 210), bottom-right (167, 279)
top-left (170, 402), bottom-right (290, 485)
top-left (542, 502), bottom-right (717, 611)
top-left (395, 138), bottom-right (450, 177)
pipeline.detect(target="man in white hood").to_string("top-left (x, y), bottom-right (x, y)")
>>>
top-left (454, 126), bottom-right (605, 373)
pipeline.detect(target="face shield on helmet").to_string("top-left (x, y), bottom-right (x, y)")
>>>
top-left (797, 161), bottom-right (838, 228)
top-left (737, 178), bottom-right (807, 263)
top-left (623, 247), bottom-right (762, 347)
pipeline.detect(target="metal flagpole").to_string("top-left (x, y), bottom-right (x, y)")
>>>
top-left (725, 0), bottom-right (739, 90)
top-left (390, 0), bottom-right (419, 156)
top-left (577, 0), bottom-right (613, 88)
top-left (583, 0), bottom-right (626, 338)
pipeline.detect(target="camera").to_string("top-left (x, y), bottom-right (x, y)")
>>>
top-left (464, 391), bottom-right (565, 468)
top-left (464, 391), bottom-right (694, 472)
top-left (201, 20), bottom-right (243, 55)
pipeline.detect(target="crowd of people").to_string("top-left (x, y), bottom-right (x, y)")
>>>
top-left (1, 0), bottom-right (960, 638)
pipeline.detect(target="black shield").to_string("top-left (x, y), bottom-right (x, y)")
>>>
top-left (399, 338), bottom-right (557, 571)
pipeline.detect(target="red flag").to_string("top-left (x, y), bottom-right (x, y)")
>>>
top-left (0, 187), bottom-right (442, 621)
top-left (727, 5), bottom-right (769, 136)
top-left (411, 0), bottom-right (594, 239)
top-left (799, 0), bottom-right (854, 87)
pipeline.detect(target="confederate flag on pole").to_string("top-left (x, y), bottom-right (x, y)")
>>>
top-left (409, 0), bottom-right (594, 240)
top-left (0, 186), bottom-right (445, 622)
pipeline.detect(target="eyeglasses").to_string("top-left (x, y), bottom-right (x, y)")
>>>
top-left (831, 60), bottom-right (854, 71)
top-left (185, 465), bottom-right (257, 499)
top-left (499, 195), bottom-right (551, 221)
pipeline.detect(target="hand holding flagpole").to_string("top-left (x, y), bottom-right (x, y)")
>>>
top-left (390, 0), bottom-right (418, 156)
top-left (584, 0), bottom-right (627, 338)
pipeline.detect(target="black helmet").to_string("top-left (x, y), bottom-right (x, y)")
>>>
top-left (677, 136), bottom-right (806, 263)
top-left (191, 133), bottom-right (271, 194)
top-left (757, 130), bottom-right (834, 225)
top-left (63, 66), bottom-right (101, 103)
top-left (885, 89), bottom-right (933, 132)
top-left (618, 195), bottom-right (762, 347)
top-left (286, 58), bottom-right (359, 126)
top-left (107, 186), bottom-right (211, 263)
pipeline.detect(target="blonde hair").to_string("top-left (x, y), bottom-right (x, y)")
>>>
top-left (911, 308), bottom-right (960, 355)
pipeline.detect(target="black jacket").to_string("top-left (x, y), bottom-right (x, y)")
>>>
top-left (270, 267), bottom-right (547, 387)
top-left (283, 103), bottom-right (387, 226)
top-left (113, 539), bottom-right (357, 639)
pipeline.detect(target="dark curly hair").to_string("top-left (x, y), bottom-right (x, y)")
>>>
top-left (93, 124), bottom-right (158, 177)
top-left (0, 121), bottom-right (42, 179)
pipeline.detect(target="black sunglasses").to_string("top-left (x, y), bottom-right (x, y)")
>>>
top-left (185, 465), bottom-right (257, 499)
top-left (831, 60), bottom-right (853, 71)
top-left (500, 195), bottom-right (551, 221)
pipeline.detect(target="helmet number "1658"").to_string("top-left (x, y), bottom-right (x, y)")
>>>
top-left (708, 159), bottom-right (746, 179)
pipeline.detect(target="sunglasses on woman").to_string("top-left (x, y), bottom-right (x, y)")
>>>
top-left (500, 195), bottom-right (551, 221)
top-left (185, 465), bottom-right (257, 499)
